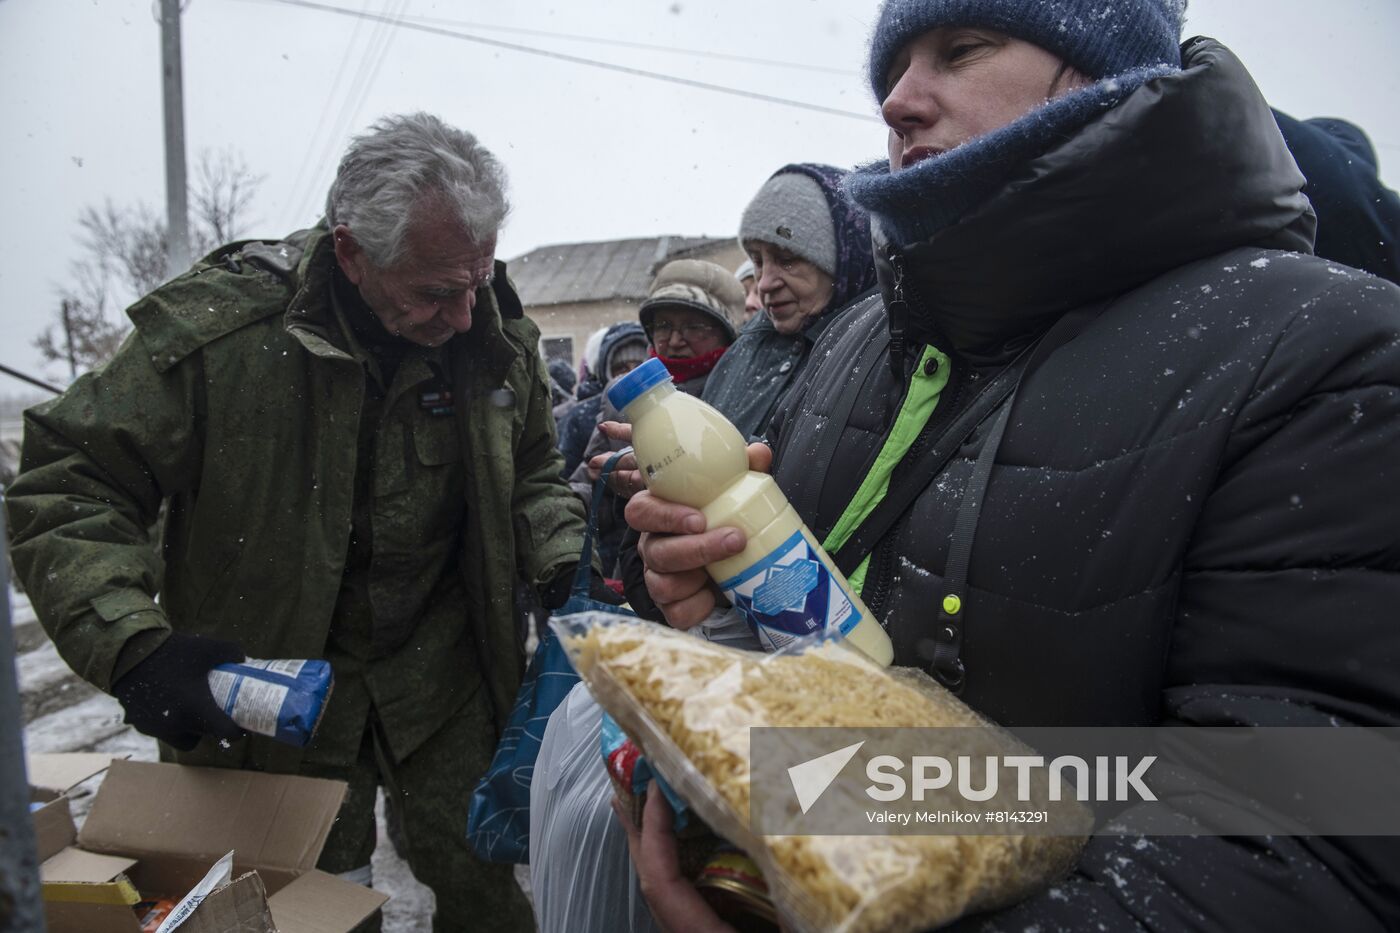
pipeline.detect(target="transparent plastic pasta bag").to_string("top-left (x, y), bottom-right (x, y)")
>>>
top-left (553, 610), bottom-right (1089, 933)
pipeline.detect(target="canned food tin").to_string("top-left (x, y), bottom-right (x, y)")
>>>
top-left (695, 845), bottom-right (779, 932)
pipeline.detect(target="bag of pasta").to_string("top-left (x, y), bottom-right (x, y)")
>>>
top-left (554, 610), bottom-right (1090, 933)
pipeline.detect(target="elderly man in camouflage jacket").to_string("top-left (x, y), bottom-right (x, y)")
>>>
top-left (6, 113), bottom-right (594, 931)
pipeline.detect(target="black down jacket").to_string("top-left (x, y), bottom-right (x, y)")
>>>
top-left (1273, 109), bottom-right (1400, 285)
top-left (763, 41), bottom-right (1400, 931)
top-left (701, 283), bottom-right (862, 440)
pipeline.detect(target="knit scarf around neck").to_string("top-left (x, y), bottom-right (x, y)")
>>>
top-left (844, 64), bottom-right (1176, 248)
top-left (652, 345), bottom-right (727, 384)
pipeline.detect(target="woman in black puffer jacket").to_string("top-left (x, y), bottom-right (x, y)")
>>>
top-left (624, 2), bottom-right (1400, 930)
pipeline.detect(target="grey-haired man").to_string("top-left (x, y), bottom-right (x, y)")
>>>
top-left (7, 112), bottom-right (588, 930)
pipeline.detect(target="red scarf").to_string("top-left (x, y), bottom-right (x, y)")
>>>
top-left (651, 345), bottom-right (727, 385)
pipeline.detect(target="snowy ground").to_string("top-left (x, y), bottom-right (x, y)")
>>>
top-left (10, 584), bottom-right (534, 930)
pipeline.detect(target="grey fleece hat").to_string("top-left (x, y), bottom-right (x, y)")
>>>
top-left (738, 172), bottom-right (838, 278)
top-left (639, 259), bottom-right (745, 343)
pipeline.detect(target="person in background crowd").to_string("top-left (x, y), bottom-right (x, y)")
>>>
top-left (5, 113), bottom-right (603, 931)
top-left (547, 356), bottom-right (577, 408)
top-left (609, 164), bottom-right (879, 619)
top-left (703, 163), bottom-right (879, 441)
top-left (570, 260), bottom-right (743, 574)
top-left (1273, 110), bottom-right (1400, 285)
top-left (553, 325), bottom-right (607, 427)
top-left (557, 321), bottom-right (648, 478)
top-left (734, 259), bottom-right (762, 326)
top-left (621, 0), bottom-right (1400, 929)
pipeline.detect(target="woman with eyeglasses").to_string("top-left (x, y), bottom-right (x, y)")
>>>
top-left (568, 259), bottom-right (743, 574)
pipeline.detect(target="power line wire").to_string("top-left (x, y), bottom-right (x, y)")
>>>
top-left (286, 0), bottom-right (374, 220)
top-left (349, 7), bottom-right (860, 77)
top-left (237, 0), bottom-right (880, 123)
top-left (291, 0), bottom-right (407, 221)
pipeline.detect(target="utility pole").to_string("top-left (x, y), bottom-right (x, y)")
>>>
top-left (160, 0), bottom-right (190, 273)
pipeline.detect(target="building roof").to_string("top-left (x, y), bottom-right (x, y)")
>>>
top-left (505, 236), bottom-right (730, 307)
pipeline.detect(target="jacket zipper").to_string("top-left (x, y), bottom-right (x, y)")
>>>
top-left (863, 257), bottom-right (973, 619)
top-left (886, 248), bottom-right (909, 381)
top-left (863, 365), bottom-right (968, 619)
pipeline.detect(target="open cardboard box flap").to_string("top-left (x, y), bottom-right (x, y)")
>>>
top-left (29, 754), bottom-right (126, 866)
top-left (267, 870), bottom-right (389, 933)
top-left (178, 869), bottom-right (387, 933)
top-left (180, 871), bottom-right (276, 933)
top-left (27, 752), bottom-right (118, 802)
top-left (41, 842), bottom-right (139, 885)
top-left (78, 760), bottom-right (347, 874)
top-left (34, 792), bottom-right (81, 863)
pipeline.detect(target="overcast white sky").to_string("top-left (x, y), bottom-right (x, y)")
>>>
top-left (2, 0), bottom-right (1398, 392)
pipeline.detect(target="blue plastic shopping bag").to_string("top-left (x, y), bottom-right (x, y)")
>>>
top-left (467, 450), bottom-right (635, 862)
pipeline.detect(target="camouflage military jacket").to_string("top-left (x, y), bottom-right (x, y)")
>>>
top-left (7, 226), bottom-right (587, 772)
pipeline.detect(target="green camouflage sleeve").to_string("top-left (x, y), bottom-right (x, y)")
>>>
top-left (507, 326), bottom-right (591, 587)
top-left (5, 331), bottom-right (202, 691)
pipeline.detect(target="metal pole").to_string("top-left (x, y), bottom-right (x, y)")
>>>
top-left (0, 364), bottom-right (63, 397)
top-left (0, 507), bottom-right (46, 931)
top-left (160, 0), bottom-right (190, 274)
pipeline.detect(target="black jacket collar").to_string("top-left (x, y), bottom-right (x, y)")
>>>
top-left (877, 39), bottom-right (1316, 361)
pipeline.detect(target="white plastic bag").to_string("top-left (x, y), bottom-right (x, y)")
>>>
top-left (529, 681), bottom-right (661, 933)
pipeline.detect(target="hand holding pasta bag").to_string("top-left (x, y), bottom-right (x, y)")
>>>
top-left (556, 612), bottom-right (1087, 933)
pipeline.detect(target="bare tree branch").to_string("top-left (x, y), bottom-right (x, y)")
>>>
top-left (191, 147), bottom-right (264, 254)
top-left (34, 150), bottom-right (264, 376)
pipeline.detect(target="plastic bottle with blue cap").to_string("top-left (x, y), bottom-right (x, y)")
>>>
top-left (608, 358), bottom-right (893, 666)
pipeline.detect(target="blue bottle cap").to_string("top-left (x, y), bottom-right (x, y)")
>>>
top-left (606, 357), bottom-right (672, 412)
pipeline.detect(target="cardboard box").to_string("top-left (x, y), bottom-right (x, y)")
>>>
top-left (33, 758), bottom-right (387, 933)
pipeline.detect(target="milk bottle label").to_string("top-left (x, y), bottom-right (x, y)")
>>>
top-left (718, 530), bottom-right (862, 651)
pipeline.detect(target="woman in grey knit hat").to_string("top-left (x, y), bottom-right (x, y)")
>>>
top-left (701, 164), bottom-right (878, 440)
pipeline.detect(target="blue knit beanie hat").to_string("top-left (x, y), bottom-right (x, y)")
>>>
top-left (850, 0), bottom-right (1187, 246)
top-left (868, 0), bottom-right (1186, 100)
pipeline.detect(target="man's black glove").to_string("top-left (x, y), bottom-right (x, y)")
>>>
top-left (541, 564), bottom-right (626, 612)
top-left (111, 632), bottom-right (248, 751)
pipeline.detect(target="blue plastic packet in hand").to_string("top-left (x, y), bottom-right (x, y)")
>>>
top-left (207, 659), bottom-right (334, 747)
top-left (600, 710), bottom-right (690, 829)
